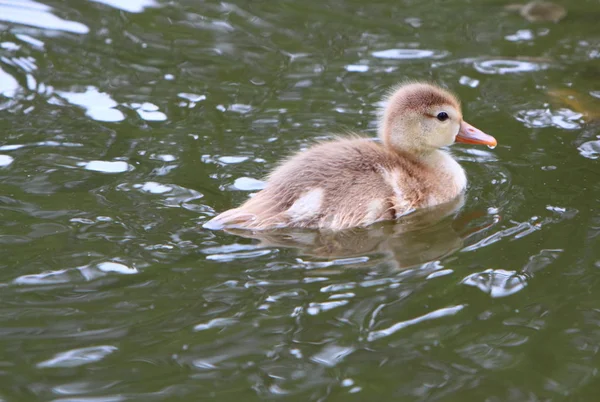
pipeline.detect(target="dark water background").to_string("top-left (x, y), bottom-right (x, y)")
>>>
top-left (1, 0), bottom-right (599, 400)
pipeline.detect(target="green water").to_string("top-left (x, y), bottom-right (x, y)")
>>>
top-left (0, 0), bottom-right (599, 400)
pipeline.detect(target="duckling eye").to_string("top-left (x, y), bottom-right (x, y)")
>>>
top-left (436, 112), bottom-right (449, 122)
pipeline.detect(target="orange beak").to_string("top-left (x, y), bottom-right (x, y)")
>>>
top-left (456, 121), bottom-right (497, 147)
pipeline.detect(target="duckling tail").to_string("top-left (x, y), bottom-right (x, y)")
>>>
top-left (202, 208), bottom-right (258, 230)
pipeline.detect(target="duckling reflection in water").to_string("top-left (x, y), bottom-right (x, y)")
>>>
top-left (204, 82), bottom-right (497, 232)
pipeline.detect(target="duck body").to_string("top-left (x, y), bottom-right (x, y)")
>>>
top-left (207, 138), bottom-right (466, 231)
top-left (204, 82), bottom-right (496, 232)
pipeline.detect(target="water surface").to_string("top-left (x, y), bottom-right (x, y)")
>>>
top-left (1, 0), bottom-right (599, 400)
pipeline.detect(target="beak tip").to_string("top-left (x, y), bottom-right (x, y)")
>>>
top-left (457, 121), bottom-right (497, 148)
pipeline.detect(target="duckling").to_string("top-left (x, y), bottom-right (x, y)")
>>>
top-left (204, 82), bottom-right (497, 232)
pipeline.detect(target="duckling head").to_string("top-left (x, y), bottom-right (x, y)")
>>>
top-left (378, 82), bottom-right (497, 153)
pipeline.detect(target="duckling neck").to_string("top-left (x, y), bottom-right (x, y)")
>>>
top-left (428, 149), bottom-right (467, 192)
top-left (393, 146), bottom-right (441, 165)
top-left (398, 147), bottom-right (468, 194)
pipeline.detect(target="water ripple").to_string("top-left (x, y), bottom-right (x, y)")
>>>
top-left (474, 59), bottom-right (549, 74)
top-left (56, 87), bottom-right (125, 122)
top-left (89, 0), bottom-right (158, 13)
top-left (0, 155), bottom-right (14, 166)
top-left (310, 344), bottom-right (355, 367)
top-left (578, 139), bottom-right (600, 159)
top-left (0, 66), bottom-right (19, 97)
top-left (515, 108), bottom-right (584, 129)
top-left (368, 305), bottom-right (466, 342)
top-left (462, 269), bottom-right (528, 298)
top-left (372, 48), bottom-right (448, 60)
top-left (37, 346), bottom-right (117, 368)
top-left (0, 0), bottom-right (89, 34)
top-left (0, 0), bottom-right (598, 400)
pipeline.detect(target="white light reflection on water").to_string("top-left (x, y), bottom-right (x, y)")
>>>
top-left (37, 346), bottom-right (117, 368)
top-left (230, 103), bottom-right (252, 114)
top-left (0, 155), bottom-right (14, 166)
top-left (15, 33), bottom-right (44, 49)
top-left (13, 260), bottom-right (142, 285)
top-left (0, 0), bottom-right (89, 34)
top-left (97, 262), bottom-right (138, 275)
top-left (78, 160), bottom-right (132, 173)
top-left (306, 300), bottom-right (349, 315)
top-left (0, 41), bottom-right (19, 51)
top-left (368, 305), bottom-right (465, 342)
top-left (178, 92), bottom-right (206, 102)
top-left (206, 249), bottom-right (274, 262)
top-left (505, 29), bottom-right (534, 42)
top-left (178, 92), bottom-right (206, 108)
top-left (310, 344), bottom-right (355, 367)
top-left (130, 102), bottom-right (167, 121)
top-left (459, 75), bottom-right (479, 88)
top-left (345, 64), bottom-right (370, 72)
top-left (474, 59), bottom-right (548, 74)
top-left (462, 269), bottom-right (528, 298)
top-left (0, 141), bottom-right (82, 151)
top-left (13, 268), bottom-right (72, 285)
top-left (0, 66), bottom-right (19, 97)
top-left (461, 220), bottom-right (541, 252)
top-left (194, 317), bottom-right (239, 331)
top-left (218, 156), bottom-right (248, 164)
top-left (56, 86), bottom-right (125, 122)
top-left (232, 177), bottom-right (266, 191)
top-left (56, 89), bottom-right (169, 123)
top-left (134, 181), bottom-right (173, 194)
top-left (515, 108), bottom-right (583, 130)
top-left (372, 48), bottom-right (447, 60)
top-left (89, 0), bottom-right (158, 13)
top-left (578, 140), bottom-right (600, 159)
